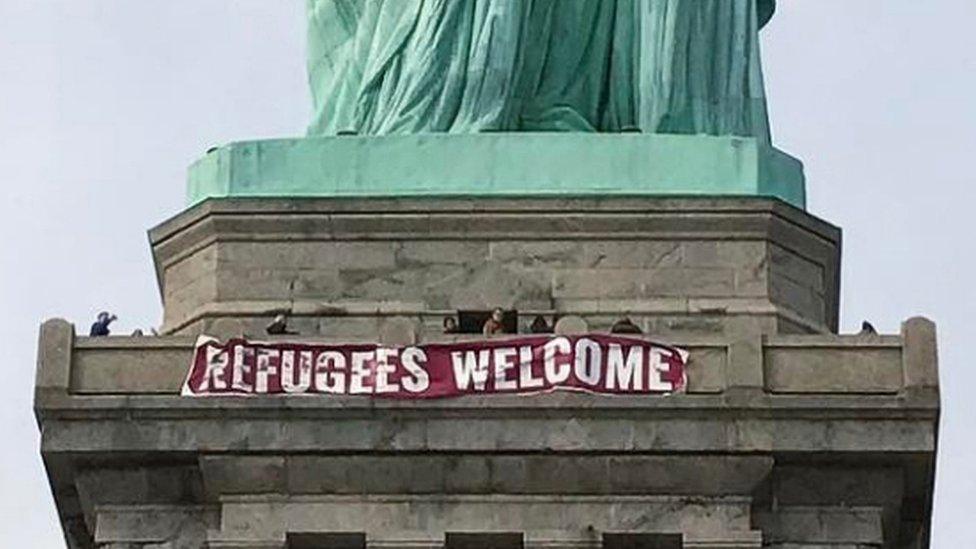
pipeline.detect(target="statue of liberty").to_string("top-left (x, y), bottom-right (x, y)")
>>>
top-left (306, 0), bottom-right (777, 140)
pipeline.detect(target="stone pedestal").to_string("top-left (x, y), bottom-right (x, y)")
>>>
top-left (35, 193), bottom-right (938, 549)
top-left (150, 197), bottom-right (840, 338)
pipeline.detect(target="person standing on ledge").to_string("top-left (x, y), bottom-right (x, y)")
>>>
top-left (89, 312), bottom-right (117, 337)
top-left (307, 0), bottom-right (776, 139)
top-left (483, 308), bottom-right (507, 336)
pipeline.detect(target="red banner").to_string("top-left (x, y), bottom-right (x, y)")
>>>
top-left (182, 335), bottom-right (688, 399)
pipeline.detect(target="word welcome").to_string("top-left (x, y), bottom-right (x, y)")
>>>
top-left (182, 335), bottom-right (688, 399)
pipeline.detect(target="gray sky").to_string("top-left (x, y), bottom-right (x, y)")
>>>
top-left (0, 1), bottom-right (972, 547)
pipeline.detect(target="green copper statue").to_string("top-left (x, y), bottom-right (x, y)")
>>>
top-left (307, 0), bottom-right (776, 140)
top-left (189, 0), bottom-right (803, 208)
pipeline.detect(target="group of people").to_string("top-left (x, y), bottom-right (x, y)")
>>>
top-left (442, 308), bottom-right (644, 336)
top-left (90, 309), bottom-right (645, 339)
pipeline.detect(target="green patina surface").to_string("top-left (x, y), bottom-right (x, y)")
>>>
top-left (307, 0), bottom-right (776, 137)
top-left (187, 134), bottom-right (805, 208)
top-left (185, 1), bottom-right (806, 208)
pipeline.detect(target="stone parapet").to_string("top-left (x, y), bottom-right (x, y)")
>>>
top-left (45, 326), bottom-right (933, 401)
top-left (34, 317), bottom-right (938, 548)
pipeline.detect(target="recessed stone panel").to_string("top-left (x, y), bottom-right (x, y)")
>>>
top-left (151, 198), bottom-right (841, 337)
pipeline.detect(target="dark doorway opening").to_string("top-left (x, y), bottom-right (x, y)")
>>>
top-left (457, 309), bottom-right (518, 334)
top-left (287, 533), bottom-right (366, 549)
top-left (446, 532), bottom-right (524, 549)
top-left (603, 533), bottom-right (682, 549)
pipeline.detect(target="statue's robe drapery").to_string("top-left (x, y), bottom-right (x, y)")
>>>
top-left (307, 0), bottom-right (775, 140)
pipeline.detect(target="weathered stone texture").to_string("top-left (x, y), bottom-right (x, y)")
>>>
top-left (35, 314), bottom-right (938, 548)
top-left (34, 198), bottom-right (938, 549)
top-left (149, 198), bottom-right (841, 337)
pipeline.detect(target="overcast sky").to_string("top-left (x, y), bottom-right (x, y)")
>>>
top-left (0, 1), bottom-right (973, 547)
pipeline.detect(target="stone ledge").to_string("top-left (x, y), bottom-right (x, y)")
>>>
top-left (34, 392), bottom-right (941, 418)
top-left (37, 319), bottom-right (933, 403)
top-left (151, 197), bottom-right (836, 258)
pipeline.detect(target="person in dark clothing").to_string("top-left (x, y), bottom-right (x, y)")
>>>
top-left (266, 314), bottom-right (299, 336)
top-left (89, 312), bottom-right (117, 337)
top-left (610, 317), bottom-right (643, 335)
top-left (529, 315), bottom-right (553, 334)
